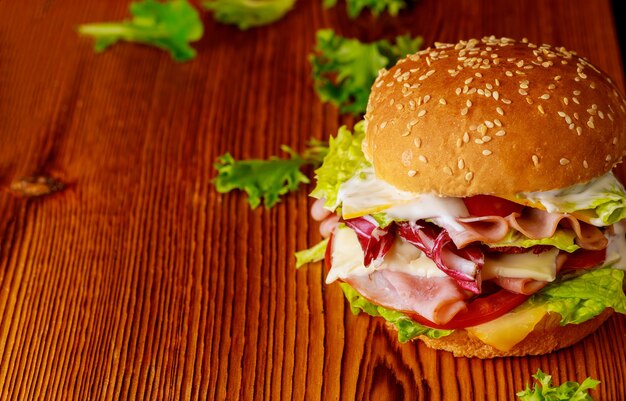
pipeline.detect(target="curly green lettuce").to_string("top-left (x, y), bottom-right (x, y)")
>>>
top-left (78, 0), bottom-right (203, 62)
top-left (487, 229), bottom-right (580, 253)
top-left (340, 283), bottom-right (453, 342)
top-left (310, 121), bottom-right (370, 210)
top-left (323, 0), bottom-right (408, 18)
top-left (531, 268), bottom-right (626, 325)
top-left (203, 0), bottom-right (296, 29)
top-left (310, 29), bottom-right (423, 115)
top-left (517, 369), bottom-right (599, 401)
top-left (295, 238), bottom-right (328, 268)
top-left (213, 142), bottom-right (327, 208)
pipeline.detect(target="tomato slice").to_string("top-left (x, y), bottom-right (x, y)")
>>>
top-left (407, 289), bottom-right (530, 330)
top-left (561, 248), bottom-right (606, 270)
top-left (463, 195), bottom-right (525, 217)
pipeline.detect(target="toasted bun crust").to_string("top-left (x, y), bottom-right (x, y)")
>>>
top-left (411, 309), bottom-right (613, 358)
top-left (364, 37), bottom-right (626, 197)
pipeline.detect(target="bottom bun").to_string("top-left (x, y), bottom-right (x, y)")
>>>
top-left (412, 309), bottom-right (613, 358)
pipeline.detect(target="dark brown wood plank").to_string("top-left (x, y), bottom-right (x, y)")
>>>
top-left (0, 0), bottom-right (625, 400)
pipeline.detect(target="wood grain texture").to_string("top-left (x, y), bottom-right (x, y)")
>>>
top-left (0, 0), bottom-right (625, 400)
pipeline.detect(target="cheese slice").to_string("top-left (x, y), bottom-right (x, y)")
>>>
top-left (466, 305), bottom-right (548, 351)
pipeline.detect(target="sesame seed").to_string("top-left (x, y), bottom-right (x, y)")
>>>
top-left (380, 121), bottom-right (387, 129)
top-left (606, 155), bottom-right (613, 162)
top-left (414, 138), bottom-right (421, 148)
top-left (466, 99), bottom-right (472, 107)
top-left (458, 159), bottom-right (465, 169)
top-left (578, 72), bottom-right (587, 79)
top-left (439, 98), bottom-right (447, 105)
top-left (419, 155), bottom-right (428, 163)
top-left (501, 98), bottom-right (512, 104)
top-left (572, 97), bottom-right (580, 104)
top-left (569, 123), bottom-right (575, 130)
top-left (560, 158), bottom-right (570, 165)
top-left (505, 71), bottom-right (513, 77)
top-left (495, 130), bottom-right (506, 136)
top-left (478, 124), bottom-right (488, 135)
top-left (583, 160), bottom-right (589, 168)
top-left (558, 111), bottom-right (566, 117)
top-left (576, 126), bottom-right (582, 136)
top-left (554, 75), bottom-right (561, 81)
top-left (478, 89), bottom-right (485, 96)
top-left (418, 110), bottom-right (427, 117)
top-left (401, 131), bottom-right (410, 137)
top-left (407, 170), bottom-right (417, 177)
top-left (465, 77), bottom-right (474, 84)
top-left (526, 97), bottom-right (533, 104)
top-left (485, 120), bottom-right (494, 128)
top-left (540, 94), bottom-right (550, 100)
top-left (598, 111), bottom-right (605, 119)
top-left (455, 87), bottom-right (462, 95)
top-left (492, 91), bottom-right (500, 100)
top-left (408, 119), bottom-right (418, 127)
top-left (587, 118), bottom-right (595, 129)
top-left (565, 115), bottom-right (572, 124)
top-left (496, 107), bottom-right (504, 115)
top-left (474, 139), bottom-right (484, 144)
top-left (463, 132), bottom-right (470, 143)
top-left (613, 137), bottom-right (618, 145)
top-left (482, 135), bottom-right (492, 142)
top-left (396, 104), bottom-right (404, 110)
top-left (519, 89), bottom-right (528, 96)
top-left (573, 90), bottom-right (581, 96)
top-left (494, 119), bottom-right (502, 126)
top-left (443, 166), bottom-right (453, 175)
top-left (520, 83), bottom-right (529, 89)
top-left (486, 83), bottom-right (493, 90)
top-left (495, 79), bottom-right (500, 86)
top-left (482, 150), bottom-right (493, 156)
top-left (423, 95), bottom-right (431, 103)
top-left (548, 84), bottom-right (556, 90)
top-left (608, 113), bottom-right (614, 121)
top-left (532, 155), bottom-right (539, 166)
top-left (461, 107), bottom-right (468, 116)
top-left (538, 105), bottom-right (545, 114)
top-left (563, 97), bottom-right (569, 105)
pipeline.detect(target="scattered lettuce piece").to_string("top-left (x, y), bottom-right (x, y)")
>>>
top-left (78, 0), bottom-right (203, 62)
top-left (531, 268), bottom-right (626, 325)
top-left (517, 369), bottom-right (599, 401)
top-left (340, 283), bottom-right (453, 342)
top-left (487, 229), bottom-right (580, 253)
top-left (323, 0), bottom-right (408, 18)
top-left (310, 29), bottom-right (423, 114)
top-left (310, 121), bottom-right (370, 210)
top-left (203, 0), bottom-right (296, 29)
top-left (519, 172), bottom-right (626, 226)
top-left (295, 238), bottom-right (329, 268)
top-left (213, 141), bottom-right (327, 208)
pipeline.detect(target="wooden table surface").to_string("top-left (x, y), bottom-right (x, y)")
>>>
top-left (1, 0), bottom-right (626, 400)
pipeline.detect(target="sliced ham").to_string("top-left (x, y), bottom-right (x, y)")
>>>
top-left (492, 277), bottom-right (548, 295)
top-left (344, 270), bottom-right (469, 325)
top-left (437, 208), bottom-right (607, 250)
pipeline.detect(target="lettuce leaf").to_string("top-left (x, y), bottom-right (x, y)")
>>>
top-left (310, 122), bottom-right (370, 210)
top-left (519, 172), bottom-right (626, 226)
top-left (203, 0), bottom-right (295, 30)
top-left (517, 369), bottom-right (599, 401)
top-left (339, 283), bottom-right (453, 342)
top-left (487, 229), bottom-right (580, 253)
top-left (323, 0), bottom-right (408, 18)
top-left (78, 0), bottom-right (203, 62)
top-left (295, 238), bottom-right (329, 268)
top-left (531, 268), bottom-right (626, 325)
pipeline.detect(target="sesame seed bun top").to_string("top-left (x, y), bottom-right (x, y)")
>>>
top-left (363, 36), bottom-right (626, 197)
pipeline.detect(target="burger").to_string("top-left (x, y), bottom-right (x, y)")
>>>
top-left (305, 36), bottom-right (626, 358)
